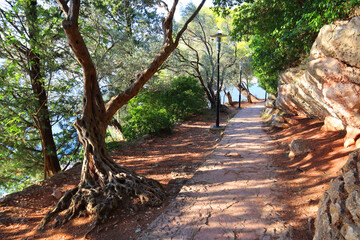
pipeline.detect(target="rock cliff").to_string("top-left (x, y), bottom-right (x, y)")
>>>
top-left (276, 17), bottom-right (360, 131)
top-left (275, 16), bottom-right (360, 240)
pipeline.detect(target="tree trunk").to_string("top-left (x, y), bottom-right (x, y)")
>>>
top-left (235, 83), bottom-right (261, 103)
top-left (196, 74), bottom-right (215, 109)
top-left (245, 77), bottom-right (252, 103)
top-left (39, 0), bottom-right (205, 231)
top-left (224, 90), bottom-right (234, 106)
top-left (26, 0), bottom-right (61, 179)
top-left (109, 118), bottom-right (124, 141)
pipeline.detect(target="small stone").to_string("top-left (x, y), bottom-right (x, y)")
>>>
top-left (340, 219), bottom-right (360, 240)
top-left (289, 139), bottom-right (312, 158)
top-left (51, 190), bottom-right (63, 200)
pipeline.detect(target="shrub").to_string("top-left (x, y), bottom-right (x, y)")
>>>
top-left (122, 76), bottom-right (207, 141)
top-left (166, 75), bottom-right (208, 120)
top-left (122, 91), bottom-right (173, 141)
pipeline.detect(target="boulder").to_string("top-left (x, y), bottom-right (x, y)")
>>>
top-left (269, 114), bottom-right (290, 129)
top-left (51, 189), bottom-right (63, 200)
top-left (288, 139), bottom-right (312, 158)
top-left (265, 99), bottom-right (276, 109)
top-left (283, 116), bottom-right (299, 125)
top-left (344, 126), bottom-right (360, 148)
top-left (311, 17), bottom-right (360, 68)
top-left (314, 150), bottom-right (360, 240)
top-left (271, 114), bottom-right (285, 123)
top-left (268, 93), bottom-right (277, 101)
top-left (321, 116), bottom-right (345, 132)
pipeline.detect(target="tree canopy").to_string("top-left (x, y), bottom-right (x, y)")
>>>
top-left (213, 0), bottom-right (359, 93)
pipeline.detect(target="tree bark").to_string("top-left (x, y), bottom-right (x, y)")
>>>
top-left (109, 118), bottom-right (124, 141)
top-left (26, 0), bottom-right (61, 179)
top-left (245, 77), bottom-right (252, 103)
top-left (235, 83), bottom-right (261, 103)
top-left (39, 0), bottom-right (206, 230)
top-left (224, 90), bottom-right (234, 106)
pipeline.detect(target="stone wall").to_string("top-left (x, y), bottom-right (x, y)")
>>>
top-left (314, 150), bottom-right (360, 240)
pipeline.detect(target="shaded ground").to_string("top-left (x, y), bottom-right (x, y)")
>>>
top-left (265, 115), bottom-right (356, 239)
top-left (0, 102), bottom-right (355, 239)
top-left (0, 103), bottom-right (243, 240)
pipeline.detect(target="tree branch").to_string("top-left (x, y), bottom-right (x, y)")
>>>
top-left (55, 0), bottom-right (69, 16)
top-left (104, 0), bottom-right (206, 125)
top-left (175, 0), bottom-right (206, 44)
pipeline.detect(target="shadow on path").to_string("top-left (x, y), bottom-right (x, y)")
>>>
top-left (140, 103), bottom-right (292, 240)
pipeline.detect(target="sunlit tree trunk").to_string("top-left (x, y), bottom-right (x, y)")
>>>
top-left (109, 119), bottom-right (124, 141)
top-left (39, 0), bottom-right (206, 230)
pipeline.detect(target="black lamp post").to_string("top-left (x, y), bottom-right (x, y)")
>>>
top-left (237, 61), bottom-right (243, 109)
top-left (210, 31), bottom-right (227, 129)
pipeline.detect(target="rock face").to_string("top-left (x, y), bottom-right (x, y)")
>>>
top-left (314, 150), bottom-right (360, 240)
top-left (276, 17), bottom-right (360, 130)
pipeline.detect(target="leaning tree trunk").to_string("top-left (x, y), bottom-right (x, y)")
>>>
top-left (235, 83), bottom-right (261, 103)
top-left (224, 90), bottom-right (234, 106)
top-left (26, 0), bottom-right (61, 179)
top-left (245, 77), bottom-right (252, 103)
top-left (109, 118), bottom-right (124, 141)
top-left (29, 50), bottom-right (61, 179)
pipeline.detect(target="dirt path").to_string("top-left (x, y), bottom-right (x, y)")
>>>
top-left (140, 103), bottom-right (291, 239)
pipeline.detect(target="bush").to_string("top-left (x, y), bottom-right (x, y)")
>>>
top-left (166, 76), bottom-right (208, 120)
top-left (122, 76), bottom-right (207, 141)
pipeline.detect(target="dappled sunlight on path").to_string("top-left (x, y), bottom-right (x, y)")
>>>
top-left (140, 103), bottom-right (291, 239)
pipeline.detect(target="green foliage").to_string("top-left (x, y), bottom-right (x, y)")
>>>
top-left (122, 76), bottom-right (207, 141)
top-left (79, 0), bottom-right (163, 100)
top-left (0, 0), bottom-right (82, 195)
top-left (165, 76), bottom-right (208, 120)
top-left (213, 0), bottom-right (359, 93)
top-left (122, 93), bottom-right (173, 141)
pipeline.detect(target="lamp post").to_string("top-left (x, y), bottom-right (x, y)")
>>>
top-left (210, 31), bottom-right (227, 129)
top-left (237, 61), bottom-right (243, 109)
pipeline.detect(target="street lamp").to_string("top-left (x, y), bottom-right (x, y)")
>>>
top-left (237, 61), bottom-right (243, 109)
top-left (210, 31), bottom-right (227, 129)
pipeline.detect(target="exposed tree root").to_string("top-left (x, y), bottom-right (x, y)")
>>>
top-left (37, 165), bottom-right (166, 230)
